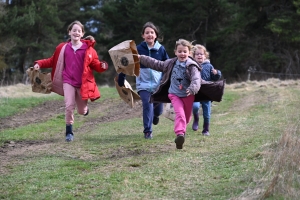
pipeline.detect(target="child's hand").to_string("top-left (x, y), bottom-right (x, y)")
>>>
top-left (34, 64), bottom-right (40, 70)
top-left (101, 61), bottom-right (108, 69)
top-left (212, 69), bottom-right (217, 75)
top-left (186, 89), bottom-right (191, 96)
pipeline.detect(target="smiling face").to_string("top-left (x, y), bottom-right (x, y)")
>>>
top-left (68, 24), bottom-right (84, 43)
top-left (175, 44), bottom-right (190, 62)
top-left (142, 27), bottom-right (157, 47)
top-left (194, 49), bottom-right (206, 64)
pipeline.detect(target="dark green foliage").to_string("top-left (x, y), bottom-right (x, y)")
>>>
top-left (1, 0), bottom-right (300, 84)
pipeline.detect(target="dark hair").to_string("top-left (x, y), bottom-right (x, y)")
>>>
top-left (67, 20), bottom-right (85, 33)
top-left (141, 22), bottom-right (163, 42)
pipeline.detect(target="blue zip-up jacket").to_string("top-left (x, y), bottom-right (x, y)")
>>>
top-left (118, 41), bottom-right (169, 92)
top-left (201, 60), bottom-right (221, 81)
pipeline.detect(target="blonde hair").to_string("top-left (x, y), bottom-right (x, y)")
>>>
top-left (192, 44), bottom-right (210, 59)
top-left (174, 39), bottom-right (193, 51)
top-left (67, 20), bottom-right (85, 34)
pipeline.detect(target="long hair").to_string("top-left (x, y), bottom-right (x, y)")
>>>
top-left (67, 20), bottom-right (85, 34)
top-left (141, 22), bottom-right (163, 42)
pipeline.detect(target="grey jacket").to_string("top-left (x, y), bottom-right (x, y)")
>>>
top-left (139, 55), bottom-right (225, 103)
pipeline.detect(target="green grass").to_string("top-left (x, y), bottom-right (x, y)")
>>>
top-left (0, 86), bottom-right (118, 118)
top-left (1, 82), bottom-right (300, 199)
top-left (0, 95), bottom-right (61, 118)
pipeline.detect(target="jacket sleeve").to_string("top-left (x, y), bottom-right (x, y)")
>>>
top-left (118, 72), bottom-right (126, 87)
top-left (210, 64), bottom-right (222, 81)
top-left (162, 46), bottom-right (169, 61)
top-left (34, 53), bottom-right (55, 69)
top-left (34, 43), bottom-right (65, 69)
top-left (139, 55), bottom-right (165, 72)
top-left (89, 48), bottom-right (108, 73)
top-left (187, 65), bottom-right (201, 95)
top-left (211, 69), bottom-right (222, 81)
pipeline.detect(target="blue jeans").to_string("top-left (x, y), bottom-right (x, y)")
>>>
top-left (193, 101), bottom-right (211, 124)
top-left (139, 90), bottom-right (163, 134)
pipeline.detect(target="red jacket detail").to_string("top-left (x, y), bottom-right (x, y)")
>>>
top-left (34, 39), bottom-right (108, 101)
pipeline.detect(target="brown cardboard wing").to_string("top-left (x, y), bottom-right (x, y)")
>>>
top-left (114, 76), bottom-right (141, 108)
top-left (109, 40), bottom-right (140, 76)
top-left (26, 67), bottom-right (52, 94)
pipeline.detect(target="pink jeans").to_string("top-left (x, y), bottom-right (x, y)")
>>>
top-left (63, 83), bottom-right (88, 125)
top-left (168, 93), bottom-right (195, 135)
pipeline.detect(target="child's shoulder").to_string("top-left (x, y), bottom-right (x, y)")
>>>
top-left (55, 42), bottom-right (68, 50)
top-left (201, 60), bottom-right (213, 67)
top-left (186, 57), bottom-right (199, 66)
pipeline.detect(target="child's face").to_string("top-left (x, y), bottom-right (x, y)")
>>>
top-left (194, 49), bottom-right (206, 64)
top-left (68, 24), bottom-right (84, 42)
top-left (175, 44), bottom-right (190, 62)
top-left (142, 27), bottom-right (157, 46)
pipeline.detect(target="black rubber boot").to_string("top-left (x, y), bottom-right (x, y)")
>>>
top-left (202, 123), bottom-right (210, 136)
top-left (65, 124), bottom-right (74, 142)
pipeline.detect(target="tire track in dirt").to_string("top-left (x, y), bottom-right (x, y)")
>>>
top-left (0, 98), bottom-right (142, 174)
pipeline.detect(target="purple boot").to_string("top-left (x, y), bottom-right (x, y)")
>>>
top-left (192, 113), bottom-right (199, 131)
top-left (192, 112), bottom-right (199, 131)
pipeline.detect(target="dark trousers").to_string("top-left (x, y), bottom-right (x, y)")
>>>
top-left (139, 90), bottom-right (163, 134)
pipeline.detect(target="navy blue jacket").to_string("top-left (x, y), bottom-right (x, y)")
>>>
top-left (118, 41), bottom-right (169, 93)
top-left (201, 60), bottom-right (221, 81)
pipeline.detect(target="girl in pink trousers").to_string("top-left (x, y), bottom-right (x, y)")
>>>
top-left (34, 20), bottom-right (108, 142)
top-left (138, 39), bottom-right (201, 149)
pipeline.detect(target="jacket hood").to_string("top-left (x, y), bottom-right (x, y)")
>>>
top-left (140, 41), bottom-right (162, 50)
top-left (82, 39), bottom-right (96, 48)
top-left (186, 57), bottom-right (202, 71)
top-left (202, 59), bottom-right (210, 64)
top-left (66, 38), bottom-right (96, 48)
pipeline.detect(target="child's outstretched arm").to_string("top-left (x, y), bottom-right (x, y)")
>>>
top-left (34, 55), bottom-right (55, 70)
top-left (89, 50), bottom-right (108, 73)
top-left (138, 55), bottom-right (165, 72)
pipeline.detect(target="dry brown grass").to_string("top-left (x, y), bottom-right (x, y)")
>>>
top-left (237, 127), bottom-right (300, 200)
top-left (0, 83), bottom-right (56, 98)
top-left (260, 127), bottom-right (300, 199)
top-left (2, 78), bottom-right (298, 98)
top-left (228, 79), bottom-right (300, 199)
top-left (226, 78), bottom-right (299, 91)
top-left (0, 83), bottom-right (110, 98)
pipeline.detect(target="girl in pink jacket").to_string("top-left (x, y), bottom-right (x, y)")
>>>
top-left (34, 20), bottom-right (108, 142)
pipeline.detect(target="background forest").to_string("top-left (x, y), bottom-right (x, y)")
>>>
top-left (1, 0), bottom-right (300, 86)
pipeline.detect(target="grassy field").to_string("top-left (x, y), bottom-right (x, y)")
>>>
top-left (0, 79), bottom-right (300, 199)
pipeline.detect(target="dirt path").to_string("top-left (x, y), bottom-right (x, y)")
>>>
top-left (0, 98), bottom-right (143, 174)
